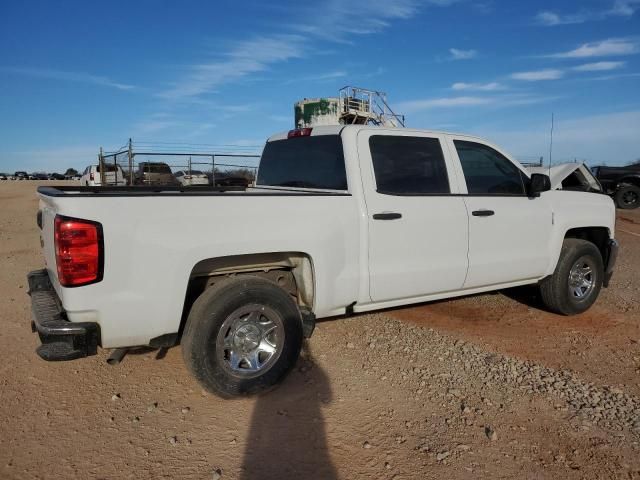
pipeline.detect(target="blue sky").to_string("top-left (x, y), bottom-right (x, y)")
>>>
top-left (1, 0), bottom-right (639, 172)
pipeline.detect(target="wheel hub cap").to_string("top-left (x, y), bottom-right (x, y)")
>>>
top-left (568, 260), bottom-right (595, 299)
top-left (233, 324), bottom-right (261, 352)
top-left (216, 304), bottom-right (283, 376)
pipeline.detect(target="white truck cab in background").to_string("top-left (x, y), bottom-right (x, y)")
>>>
top-left (29, 125), bottom-right (618, 397)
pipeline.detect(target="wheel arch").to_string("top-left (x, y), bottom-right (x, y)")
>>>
top-left (172, 252), bottom-right (315, 346)
top-left (618, 176), bottom-right (640, 187)
top-left (564, 226), bottom-right (610, 263)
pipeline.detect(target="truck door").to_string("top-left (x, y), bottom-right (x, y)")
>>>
top-left (447, 137), bottom-right (552, 288)
top-left (357, 130), bottom-right (469, 302)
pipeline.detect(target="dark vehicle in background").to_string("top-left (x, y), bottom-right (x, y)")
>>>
top-left (32, 172), bottom-right (49, 180)
top-left (214, 175), bottom-right (251, 188)
top-left (135, 162), bottom-right (179, 186)
top-left (14, 171), bottom-right (28, 180)
top-left (0, 173), bottom-right (7, 180)
top-left (592, 164), bottom-right (640, 209)
top-left (48, 173), bottom-right (66, 180)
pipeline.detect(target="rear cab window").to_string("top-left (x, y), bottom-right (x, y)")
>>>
top-left (96, 163), bottom-right (120, 173)
top-left (257, 135), bottom-right (348, 190)
top-left (369, 135), bottom-right (450, 195)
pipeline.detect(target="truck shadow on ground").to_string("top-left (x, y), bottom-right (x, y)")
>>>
top-left (240, 346), bottom-right (337, 480)
top-left (500, 285), bottom-right (548, 310)
top-left (321, 286), bottom-right (555, 329)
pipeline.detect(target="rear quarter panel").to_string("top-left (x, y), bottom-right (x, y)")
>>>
top-left (39, 193), bottom-right (360, 348)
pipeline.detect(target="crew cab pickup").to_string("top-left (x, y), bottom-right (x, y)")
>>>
top-left (29, 125), bottom-right (619, 397)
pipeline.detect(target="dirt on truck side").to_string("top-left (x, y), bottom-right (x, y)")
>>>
top-left (1, 181), bottom-right (639, 479)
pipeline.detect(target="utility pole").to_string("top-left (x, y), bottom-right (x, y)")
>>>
top-left (128, 138), bottom-right (134, 185)
top-left (99, 147), bottom-right (105, 185)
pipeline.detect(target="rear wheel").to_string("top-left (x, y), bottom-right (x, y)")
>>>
top-left (539, 239), bottom-right (604, 315)
top-left (181, 276), bottom-right (303, 397)
top-left (614, 184), bottom-right (640, 209)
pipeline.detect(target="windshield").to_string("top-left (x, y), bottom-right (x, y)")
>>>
top-left (257, 135), bottom-right (347, 190)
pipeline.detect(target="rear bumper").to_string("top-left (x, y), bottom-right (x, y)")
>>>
top-left (27, 269), bottom-right (100, 361)
top-left (604, 239), bottom-right (619, 287)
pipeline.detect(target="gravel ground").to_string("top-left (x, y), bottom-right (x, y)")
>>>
top-left (1, 182), bottom-right (639, 479)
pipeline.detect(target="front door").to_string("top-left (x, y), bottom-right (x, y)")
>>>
top-left (358, 130), bottom-right (469, 303)
top-left (448, 137), bottom-right (552, 288)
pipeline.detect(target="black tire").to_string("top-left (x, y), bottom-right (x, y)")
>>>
top-left (539, 238), bottom-right (604, 315)
top-left (181, 275), bottom-right (303, 398)
top-left (614, 184), bottom-right (640, 209)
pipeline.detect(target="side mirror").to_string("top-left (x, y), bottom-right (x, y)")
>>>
top-left (528, 173), bottom-right (551, 197)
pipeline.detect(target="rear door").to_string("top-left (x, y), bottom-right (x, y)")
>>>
top-left (358, 130), bottom-right (469, 302)
top-left (446, 136), bottom-right (552, 288)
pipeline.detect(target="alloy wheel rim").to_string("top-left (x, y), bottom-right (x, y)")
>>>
top-left (216, 304), bottom-right (284, 377)
top-left (568, 258), bottom-right (595, 300)
top-left (622, 191), bottom-right (638, 206)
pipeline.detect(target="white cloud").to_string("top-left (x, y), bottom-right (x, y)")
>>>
top-left (160, 35), bottom-right (304, 99)
top-left (160, 0), bottom-right (463, 99)
top-left (591, 72), bottom-right (640, 80)
top-left (397, 93), bottom-right (558, 113)
top-left (451, 81), bottom-right (504, 91)
top-left (547, 38), bottom-right (639, 58)
top-left (609, 0), bottom-right (640, 16)
top-left (511, 69), bottom-right (564, 81)
top-left (292, 0), bottom-right (459, 40)
top-left (398, 96), bottom-right (493, 112)
top-left (535, 11), bottom-right (588, 26)
top-left (535, 1), bottom-right (640, 26)
top-left (283, 70), bottom-right (347, 84)
top-left (0, 66), bottom-right (135, 90)
top-left (449, 48), bottom-right (477, 60)
top-left (572, 61), bottom-right (625, 71)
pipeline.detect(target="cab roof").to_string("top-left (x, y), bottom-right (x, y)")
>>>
top-left (266, 124), bottom-right (486, 143)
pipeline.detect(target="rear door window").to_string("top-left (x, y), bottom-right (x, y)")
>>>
top-left (257, 135), bottom-right (347, 190)
top-left (369, 135), bottom-right (450, 194)
top-left (454, 140), bottom-right (527, 195)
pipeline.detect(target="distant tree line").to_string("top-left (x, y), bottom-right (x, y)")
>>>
top-left (214, 167), bottom-right (256, 181)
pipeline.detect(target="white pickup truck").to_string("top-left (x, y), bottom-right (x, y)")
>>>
top-left (29, 125), bottom-right (619, 397)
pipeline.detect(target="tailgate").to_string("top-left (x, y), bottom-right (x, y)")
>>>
top-left (38, 196), bottom-right (61, 293)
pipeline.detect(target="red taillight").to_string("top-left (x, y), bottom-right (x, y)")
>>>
top-left (287, 128), bottom-right (312, 138)
top-left (54, 216), bottom-right (103, 287)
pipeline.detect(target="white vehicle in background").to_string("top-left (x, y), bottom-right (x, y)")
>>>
top-left (29, 125), bottom-right (618, 398)
top-left (528, 163), bottom-right (603, 193)
top-left (80, 164), bottom-right (126, 186)
top-left (174, 170), bottom-right (210, 186)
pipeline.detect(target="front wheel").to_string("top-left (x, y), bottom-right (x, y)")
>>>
top-left (539, 239), bottom-right (604, 315)
top-left (181, 276), bottom-right (303, 397)
top-left (615, 184), bottom-right (640, 209)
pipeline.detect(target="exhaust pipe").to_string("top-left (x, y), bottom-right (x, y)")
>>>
top-left (107, 348), bottom-right (128, 365)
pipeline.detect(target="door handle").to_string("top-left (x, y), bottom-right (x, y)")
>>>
top-left (472, 209), bottom-right (495, 217)
top-left (373, 212), bottom-right (402, 220)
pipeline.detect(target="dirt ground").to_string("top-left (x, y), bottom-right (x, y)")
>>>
top-left (1, 181), bottom-right (639, 480)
